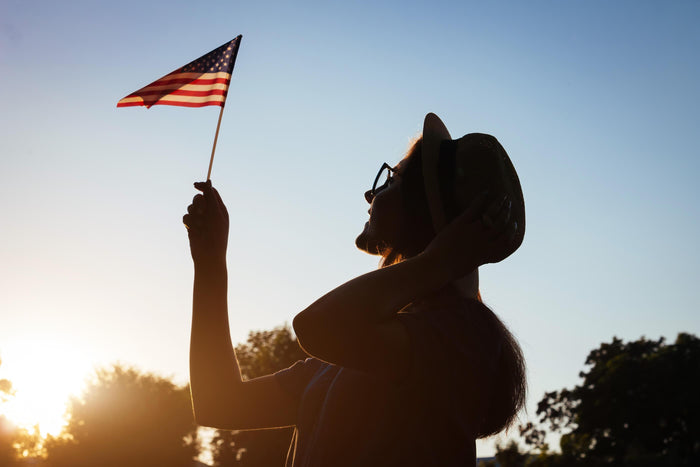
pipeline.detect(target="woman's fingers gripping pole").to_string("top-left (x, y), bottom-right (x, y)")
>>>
top-left (194, 180), bottom-right (228, 221)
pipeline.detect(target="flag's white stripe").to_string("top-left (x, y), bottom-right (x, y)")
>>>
top-left (158, 95), bottom-right (226, 104)
top-left (118, 96), bottom-right (144, 104)
top-left (141, 82), bottom-right (229, 93)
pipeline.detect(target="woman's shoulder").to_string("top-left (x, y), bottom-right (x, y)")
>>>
top-left (398, 285), bottom-right (503, 366)
top-left (403, 284), bottom-right (493, 325)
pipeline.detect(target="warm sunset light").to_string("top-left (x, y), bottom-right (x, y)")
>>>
top-left (0, 337), bottom-right (93, 437)
top-left (1, 2), bottom-right (698, 465)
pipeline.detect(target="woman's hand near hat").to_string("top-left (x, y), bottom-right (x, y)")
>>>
top-left (423, 192), bottom-right (518, 280)
top-left (183, 180), bottom-right (230, 269)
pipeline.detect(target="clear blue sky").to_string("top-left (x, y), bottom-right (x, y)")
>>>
top-left (1, 0), bottom-right (699, 456)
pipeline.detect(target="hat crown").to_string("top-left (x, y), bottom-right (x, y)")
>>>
top-left (422, 114), bottom-right (525, 262)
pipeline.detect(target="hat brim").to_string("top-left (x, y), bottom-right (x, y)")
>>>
top-left (422, 112), bottom-right (451, 232)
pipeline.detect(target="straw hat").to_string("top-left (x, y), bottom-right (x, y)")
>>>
top-left (421, 112), bottom-right (525, 261)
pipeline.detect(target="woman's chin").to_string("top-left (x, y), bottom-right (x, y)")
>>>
top-left (355, 228), bottom-right (382, 256)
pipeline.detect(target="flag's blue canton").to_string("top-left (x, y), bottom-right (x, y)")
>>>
top-left (182, 38), bottom-right (239, 74)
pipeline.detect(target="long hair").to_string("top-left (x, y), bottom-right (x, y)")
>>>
top-left (382, 137), bottom-right (527, 436)
top-left (475, 302), bottom-right (527, 437)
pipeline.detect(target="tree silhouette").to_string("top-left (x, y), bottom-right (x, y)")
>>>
top-left (211, 325), bottom-right (307, 467)
top-left (0, 359), bottom-right (13, 403)
top-left (44, 364), bottom-right (199, 467)
top-left (495, 440), bottom-right (529, 467)
top-left (0, 415), bottom-right (17, 466)
top-left (479, 440), bottom-right (529, 467)
top-left (1, 357), bottom-right (18, 465)
top-left (0, 357), bottom-right (42, 466)
top-left (520, 333), bottom-right (700, 466)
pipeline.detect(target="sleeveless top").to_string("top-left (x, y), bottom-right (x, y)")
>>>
top-left (274, 286), bottom-right (503, 466)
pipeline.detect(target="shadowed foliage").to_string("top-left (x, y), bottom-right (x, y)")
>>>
top-left (519, 333), bottom-right (700, 466)
top-left (0, 415), bottom-right (18, 467)
top-left (0, 358), bottom-right (14, 405)
top-left (211, 325), bottom-right (307, 467)
top-left (44, 364), bottom-right (199, 467)
top-left (1, 357), bottom-right (17, 465)
top-left (1, 357), bottom-right (43, 465)
top-left (479, 439), bottom-right (529, 467)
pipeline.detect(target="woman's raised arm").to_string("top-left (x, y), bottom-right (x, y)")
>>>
top-left (184, 181), bottom-right (297, 430)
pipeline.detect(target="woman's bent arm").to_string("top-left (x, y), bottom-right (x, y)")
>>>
top-left (293, 192), bottom-right (512, 378)
top-left (293, 251), bottom-right (447, 378)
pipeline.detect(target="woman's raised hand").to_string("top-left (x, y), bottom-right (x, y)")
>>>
top-left (423, 192), bottom-right (518, 280)
top-left (183, 181), bottom-right (229, 267)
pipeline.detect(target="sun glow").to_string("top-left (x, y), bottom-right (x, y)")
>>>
top-left (0, 337), bottom-right (94, 437)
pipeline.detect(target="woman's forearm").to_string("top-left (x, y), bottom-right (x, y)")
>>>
top-left (293, 252), bottom-right (450, 353)
top-left (189, 260), bottom-right (242, 422)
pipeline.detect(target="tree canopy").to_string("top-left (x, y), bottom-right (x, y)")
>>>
top-left (0, 327), bottom-right (307, 467)
top-left (44, 364), bottom-right (199, 467)
top-left (0, 359), bottom-right (12, 403)
top-left (1, 357), bottom-right (16, 465)
top-left (0, 357), bottom-right (42, 466)
top-left (519, 332), bottom-right (700, 466)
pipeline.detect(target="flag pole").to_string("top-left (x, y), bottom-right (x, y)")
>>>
top-left (206, 104), bottom-right (226, 181)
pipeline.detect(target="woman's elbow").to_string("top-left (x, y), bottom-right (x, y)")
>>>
top-left (191, 401), bottom-right (236, 429)
top-left (292, 312), bottom-right (324, 356)
top-left (193, 412), bottom-right (216, 428)
top-left (292, 312), bottom-right (311, 342)
top-left (293, 311), bottom-right (352, 364)
top-left (190, 397), bottom-right (218, 427)
top-left (190, 386), bottom-right (232, 428)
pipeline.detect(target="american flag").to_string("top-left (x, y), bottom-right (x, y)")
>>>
top-left (117, 35), bottom-right (241, 108)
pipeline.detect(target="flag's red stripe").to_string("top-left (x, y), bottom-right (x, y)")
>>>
top-left (170, 89), bottom-right (227, 97)
top-left (117, 100), bottom-right (224, 108)
top-left (128, 89), bottom-right (227, 98)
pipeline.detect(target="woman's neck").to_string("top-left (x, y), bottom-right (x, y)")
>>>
top-left (453, 269), bottom-right (480, 301)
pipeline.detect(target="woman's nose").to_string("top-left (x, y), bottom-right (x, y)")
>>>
top-left (364, 190), bottom-right (374, 204)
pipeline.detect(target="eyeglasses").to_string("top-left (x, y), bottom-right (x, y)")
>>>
top-left (366, 162), bottom-right (398, 203)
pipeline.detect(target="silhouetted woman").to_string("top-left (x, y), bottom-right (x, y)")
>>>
top-left (183, 113), bottom-right (526, 466)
